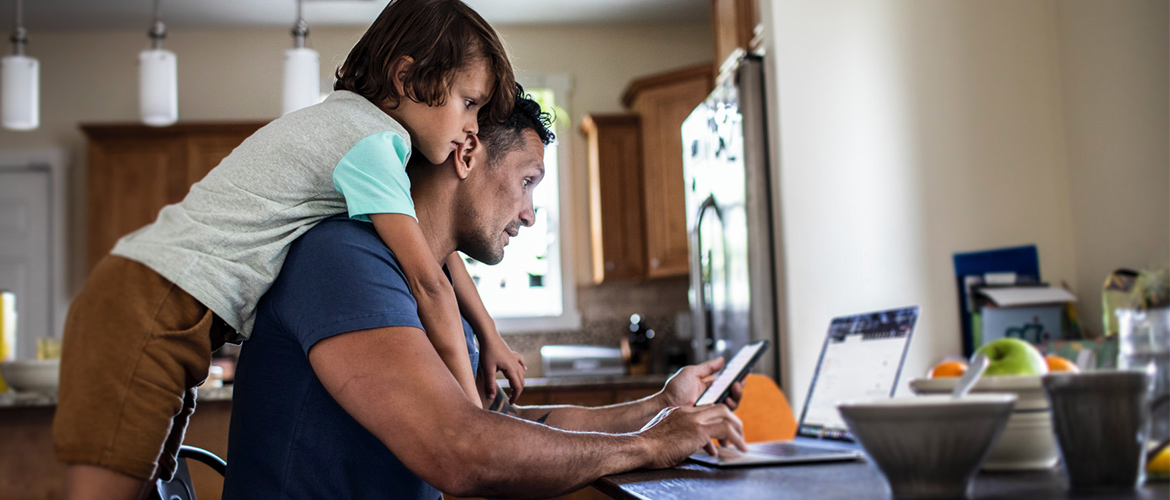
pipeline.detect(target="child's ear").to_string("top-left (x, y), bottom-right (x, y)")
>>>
top-left (389, 56), bottom-right (415, 94)
top-left (455, 135), bottom-right (480, 180)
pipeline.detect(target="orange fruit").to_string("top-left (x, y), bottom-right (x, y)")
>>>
top-left (1045, 354), bottom-right (1081, 373)
top-left (928, 360), bottom-right (969, 378)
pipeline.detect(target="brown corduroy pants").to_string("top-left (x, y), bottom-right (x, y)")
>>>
top-left (53, 256), bottom-right (230, 481)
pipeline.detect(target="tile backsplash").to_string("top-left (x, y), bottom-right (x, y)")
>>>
top-left (503, 276), bottom-right (692, 377)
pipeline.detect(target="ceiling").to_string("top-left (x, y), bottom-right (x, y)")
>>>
top-left (6, 0), bottom-right (710, 31)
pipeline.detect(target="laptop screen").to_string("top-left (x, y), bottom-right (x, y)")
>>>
top-left (796, 306), bottom-right (919, 442)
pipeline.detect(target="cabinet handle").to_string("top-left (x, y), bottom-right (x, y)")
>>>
top-left (605, 261), bottom-right (615, 271)
top-left (651, 258), bottom-right (660, 268)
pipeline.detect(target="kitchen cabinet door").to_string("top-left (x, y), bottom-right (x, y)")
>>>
top-left (84, 133), bottom-right (187, 271)
top-left (581, 114), bottom-right (645, 283)
top-left (82, 122), bottom-right (266, 272)
top-left (624, 65), bottom-right (713, 279)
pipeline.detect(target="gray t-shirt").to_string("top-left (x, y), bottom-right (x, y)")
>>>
top-left (112, 91), bottom-right (411, 339)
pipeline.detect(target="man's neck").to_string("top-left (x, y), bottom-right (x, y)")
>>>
top-left (410, 179), bottom-right (459, 265)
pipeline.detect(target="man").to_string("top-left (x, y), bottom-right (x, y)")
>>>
top-left (223, 93), bottom-right (746, 499)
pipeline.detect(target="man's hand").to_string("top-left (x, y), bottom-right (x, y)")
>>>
top-left (479, 337), bottom-right (527, 404)
top-left (637, 405), bottom-right (747, 469)
top-left (657, 358), bottom-right (746, 411)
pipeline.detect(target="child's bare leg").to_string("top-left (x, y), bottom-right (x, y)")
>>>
top-left (63, 465), bottom-right (152, 500)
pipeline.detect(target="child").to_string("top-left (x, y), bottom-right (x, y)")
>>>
top-left (54, 1), bottom-right (523, 499)
top-left (331, 17), bottom-right (525, 408)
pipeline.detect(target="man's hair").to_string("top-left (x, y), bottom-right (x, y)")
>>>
top-left (333, 0), bottom-right (516, 123)
top-left (478, 84), bottom-right (556, 168)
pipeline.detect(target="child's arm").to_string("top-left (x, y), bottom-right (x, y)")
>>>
top-left (370, 213), bottom-right (481, 409)
top-left (445, 252), bottom-right (527, 403)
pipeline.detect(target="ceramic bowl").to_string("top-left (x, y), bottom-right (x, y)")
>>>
top-left (909, 375), bottom-right (1058, 470)
top-left (838, 394), bottom-right (1016, 500)
top-left (0, 359), bottom-right (60, 393)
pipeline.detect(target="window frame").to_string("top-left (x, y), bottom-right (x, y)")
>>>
top-left (483, 73), bottom-right (581, 334)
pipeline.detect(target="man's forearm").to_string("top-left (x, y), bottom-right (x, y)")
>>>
top-left (455, 411), bottom-right (651, 498)
top-left (484, 386), bottom-right (668, 433)
top-left (313, 329), bottom-right (660, 499)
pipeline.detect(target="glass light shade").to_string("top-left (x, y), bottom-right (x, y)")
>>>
top-left (139, 49), bottom-right (177, 127)
top-left (2, 55), bottom-right (39, 131)
top-left (283, 47), bottom-right (320, 115)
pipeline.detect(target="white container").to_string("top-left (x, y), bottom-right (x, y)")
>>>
top-left (838, 394), bottom-right (1017, 500)
top-left (0, 359), bottom-right (59, 393)
top-left (909, 375), bottom-right (1059, 470)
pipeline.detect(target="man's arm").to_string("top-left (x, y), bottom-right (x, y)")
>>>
top-left (481, 358), bottom-right (746, 434)
top-left (309, 326), bottom-right (746, 499)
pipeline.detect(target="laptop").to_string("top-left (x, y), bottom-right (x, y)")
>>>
top-left (689, 305), bottom-right (919, 467)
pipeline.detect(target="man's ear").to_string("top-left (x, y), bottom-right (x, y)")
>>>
top-left (454, 135), bottom-right (481, 180)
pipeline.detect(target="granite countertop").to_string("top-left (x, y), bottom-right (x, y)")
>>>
top-left (0, 384), bottom-right (235, 409)
top-left (500, 374), bottom-right (670, 391)
top-left (0, 375), bottom-right (670, 409)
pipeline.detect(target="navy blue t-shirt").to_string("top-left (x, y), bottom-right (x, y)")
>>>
top-left (223, 215), bottom-right (478, 500)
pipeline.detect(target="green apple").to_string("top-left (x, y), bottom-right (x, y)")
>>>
top-left (975, 338), bottom-right (1049, 376)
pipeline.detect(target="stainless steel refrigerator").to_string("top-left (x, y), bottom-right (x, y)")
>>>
top-left (681, 54), bottom-right (780, 381)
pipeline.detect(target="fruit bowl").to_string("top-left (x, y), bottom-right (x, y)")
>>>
top-left (838, 394), bottom-right (1016, 500)
top-left (0, 359), bottom-right (60, 393)
top-left (909, 375), bottom-right (1058, 470)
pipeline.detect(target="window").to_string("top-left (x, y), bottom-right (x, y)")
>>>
top-left (460, 75), bottom-right (580, 332)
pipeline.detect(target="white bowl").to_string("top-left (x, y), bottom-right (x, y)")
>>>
top-left (909, 375), bottom-right (1059, 470)
top-left (0, 359), bottom-right (60, 393)
top-left (838, 394), bottom-right (1016, 500)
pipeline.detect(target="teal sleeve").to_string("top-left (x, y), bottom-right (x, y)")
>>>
top-left (332, 131), bottom-right (416, 222)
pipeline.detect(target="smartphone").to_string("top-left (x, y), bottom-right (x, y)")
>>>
top-left (695, 340), bottom-right (770, 406)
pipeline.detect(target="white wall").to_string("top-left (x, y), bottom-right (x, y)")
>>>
top-left (1055, 0), bottom-right (1170, 335)
top-left (760, 0), bottom-right (1165, 410)
top-left (0, 23), bottom-right (712, 304)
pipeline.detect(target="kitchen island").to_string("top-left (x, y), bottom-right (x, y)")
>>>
top-left (593, 460), bottom-right (1170, 500)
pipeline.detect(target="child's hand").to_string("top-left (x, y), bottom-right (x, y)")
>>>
top-left (480, 340), bottom-right (527, 404)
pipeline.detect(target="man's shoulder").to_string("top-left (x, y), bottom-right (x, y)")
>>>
top-left (260, 215), bottom-right (423, 350)
top-left (294, 216), bottom-right (396, 264)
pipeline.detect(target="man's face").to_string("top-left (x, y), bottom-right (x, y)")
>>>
top-left (456, 129), bottom-right (545, 265)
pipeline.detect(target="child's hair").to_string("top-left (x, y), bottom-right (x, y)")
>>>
top-left (334, 0), bottom-right (515, 123)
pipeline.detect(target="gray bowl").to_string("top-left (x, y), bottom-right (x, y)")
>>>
top-left (838, 394), bottom-right (1017, 499)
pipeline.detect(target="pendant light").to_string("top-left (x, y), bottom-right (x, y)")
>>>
top-left (139, 0), bottom-right (177, 127)
top-left (2, 0), bottom-right (38, 131)
top-left (283, 0), bottom-right (319, 115)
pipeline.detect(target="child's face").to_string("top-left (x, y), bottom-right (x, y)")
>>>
top-left (396, 59), bottom-right (493, 166)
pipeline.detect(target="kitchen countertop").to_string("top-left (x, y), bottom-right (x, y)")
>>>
top-left (0, 384), bottom-right (235, 409)
top-left (500, 374), bottom-right (670, 391)
top-left (0, 375), bottom-right (670, 409)
top-left (592, 460), bottom-right (1170, 500)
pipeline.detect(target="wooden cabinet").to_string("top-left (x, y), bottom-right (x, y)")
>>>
top-left (582, 114), bottom-right (645, 283)
top-left (583, 64), bottom-right (713, 282)
top-left (622, 64), bottom-right (714, 279)
top-left (711, 0), bottom-right (762, 69)
top-left (82, 122), bottom-right (266, 272)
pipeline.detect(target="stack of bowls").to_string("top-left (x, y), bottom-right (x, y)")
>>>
top-left (909, 375), bottom-right (1058, 471)
top-left (838, 394), bottom-right (1017, 499)
top-left (0, 358), bottom-right (60, 393)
